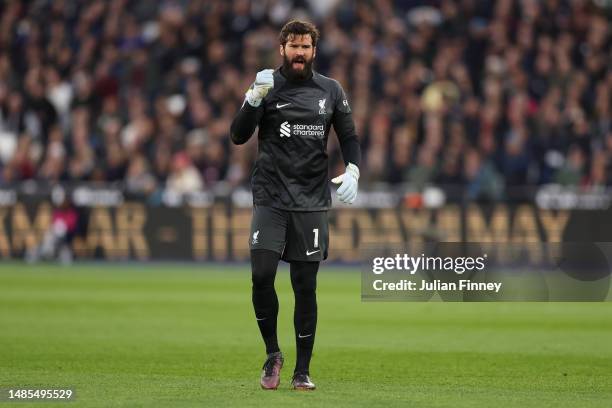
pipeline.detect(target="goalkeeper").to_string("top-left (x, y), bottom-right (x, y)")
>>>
top-left (230, 20), bottom-right (361, 391)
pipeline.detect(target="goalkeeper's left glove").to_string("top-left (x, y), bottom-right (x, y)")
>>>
top-left (331, 163), bottom-right (359, 204)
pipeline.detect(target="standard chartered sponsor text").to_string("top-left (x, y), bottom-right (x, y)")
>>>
top-left (292, 124), bottom-right (325, 137)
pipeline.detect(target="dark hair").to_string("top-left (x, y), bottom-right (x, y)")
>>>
top-left (279, 20), bottom-right (319, 47)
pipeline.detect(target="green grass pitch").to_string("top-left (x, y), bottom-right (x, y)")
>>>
top-left (1, 263), bottom-right (611, 407)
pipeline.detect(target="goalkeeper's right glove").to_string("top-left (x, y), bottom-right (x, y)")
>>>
top-left (245, 69), bottom-right (274, 107)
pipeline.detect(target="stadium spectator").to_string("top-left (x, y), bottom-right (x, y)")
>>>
top-left (26, 191), bottom-right (80, 264)
top-left (125, 153), bottom-right (157, 195)
top-left (166, 151), bottom-right (204, 194)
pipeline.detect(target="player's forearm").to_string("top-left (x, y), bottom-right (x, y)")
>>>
top-left (340, 136), bottom-right (361, 167)
top-left (230, 103), bottom-right (261, 145)
top-left (334, 111), bottom-right (361, 167)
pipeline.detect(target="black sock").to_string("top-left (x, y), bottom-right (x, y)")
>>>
top-left (295, 347), bottom-right (313, 375)
top-left (290, 261), bottom-right (319, 374)
top-left (251, 249), bottom-right (281, 354)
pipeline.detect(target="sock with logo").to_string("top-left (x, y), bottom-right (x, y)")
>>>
top-left (290, 260), bottom-right (319, 373)
top-left (251, 249), bottom-right (281, 354)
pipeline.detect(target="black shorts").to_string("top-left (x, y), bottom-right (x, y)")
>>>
top-left (249, 206), bottom-right (328, 262)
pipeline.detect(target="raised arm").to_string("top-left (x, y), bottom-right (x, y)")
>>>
top-left (230, 102), bottom-right (263, 145)
top-left (230, 69), bottom-right (273, 145)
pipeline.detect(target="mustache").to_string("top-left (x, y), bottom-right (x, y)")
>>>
top-left (292, 57), bottom-right (306, 63)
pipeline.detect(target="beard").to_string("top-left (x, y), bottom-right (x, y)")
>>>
top-left (282, 53), bottom-right (314, 81)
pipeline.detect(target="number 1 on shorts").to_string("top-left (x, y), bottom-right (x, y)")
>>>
top-left (313, 228), bottom-right (319, 248)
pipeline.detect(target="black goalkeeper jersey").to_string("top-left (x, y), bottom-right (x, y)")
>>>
top-left (230, 68), bottom-right (361, 211)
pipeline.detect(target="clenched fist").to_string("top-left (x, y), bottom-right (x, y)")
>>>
top-left (245, 69), bottom-right (274, 107)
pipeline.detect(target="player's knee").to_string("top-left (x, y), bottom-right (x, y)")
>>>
top-left (291, 265), bottom-right (318, 294)
top-left (252, 272), bottom-right (275, 290)
top-left (292, 276), bottom-right (317, 295)
top-left (251, 249), bottom-right (280, 290)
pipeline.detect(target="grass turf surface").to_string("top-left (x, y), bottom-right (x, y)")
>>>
top-left (0, 263), bottom-right (611, 407)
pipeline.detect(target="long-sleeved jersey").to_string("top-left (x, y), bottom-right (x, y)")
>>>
top-left (230, 68), bottom-right (361, 211)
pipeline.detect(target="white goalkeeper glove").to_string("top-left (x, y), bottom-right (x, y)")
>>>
top-left (331, 163), bottom-right (360, 204)
top-left (245, 69), bottom-right (274, 107)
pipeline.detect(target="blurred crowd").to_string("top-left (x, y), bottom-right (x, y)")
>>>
top-left (0, 0), bottom-right (610, 200)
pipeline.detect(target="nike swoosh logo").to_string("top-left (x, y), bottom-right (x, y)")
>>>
top-left (276, 102), bottom-right (291, 108)
top-left (306, 249), bottom-right (320, 256)
top-left (298, 333), bottom-right (312, 338)
top-left (256, 317), bottom-right (267, 321)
